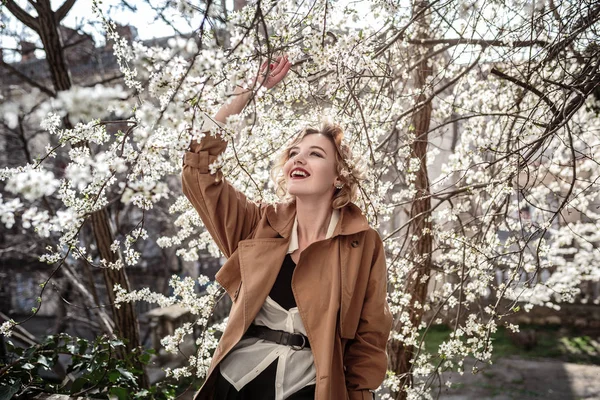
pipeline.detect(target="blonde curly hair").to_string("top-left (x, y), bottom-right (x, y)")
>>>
top-left (271, 120), bottom-right (363, 209)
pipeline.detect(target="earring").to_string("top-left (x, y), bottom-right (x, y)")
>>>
top-left (335, 183), bottom-right (344, 189)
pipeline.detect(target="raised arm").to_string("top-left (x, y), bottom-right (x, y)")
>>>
top-left (216, 55), bottom-right (292, 124)
top-left (182, 56), bottom-right (291, 257)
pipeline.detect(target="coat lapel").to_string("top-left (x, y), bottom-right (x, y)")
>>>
top-left (265, 201), bottom-right (296, 237)
top-left (223, 201), bottom-right (372, 336)
top-left (238, 238), bottom-right (289, 327)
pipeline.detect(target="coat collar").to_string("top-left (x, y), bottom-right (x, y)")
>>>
top-left (266, 201), bottom-right (370, 239)
top-left (288, 209), bottom-right (340, 253)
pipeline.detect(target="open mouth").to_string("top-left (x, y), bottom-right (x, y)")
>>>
top-left (290, 168), bottom-right (310, 179)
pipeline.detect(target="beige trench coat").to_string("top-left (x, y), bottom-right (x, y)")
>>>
top-left (182, 132), bottom-right (392, 400)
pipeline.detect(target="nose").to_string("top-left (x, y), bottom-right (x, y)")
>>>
top-left (293, 153), bottom-right (306, 164)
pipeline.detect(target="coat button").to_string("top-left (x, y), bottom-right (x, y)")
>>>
top-left (351, 240), bottom-right (359, 248)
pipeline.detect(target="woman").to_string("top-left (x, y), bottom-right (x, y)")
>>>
top-left (182, 55), bottom-right (392, 400)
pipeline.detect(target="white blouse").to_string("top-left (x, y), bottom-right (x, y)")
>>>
top-left (219, 210), bottom-right (340, 399)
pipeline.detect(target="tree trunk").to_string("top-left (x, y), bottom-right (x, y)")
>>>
top-left (387, 1), bottom-right (434, 398)
top-left (90, 209), bottom-right (147, 388)
top-left (34, 1), bottom-right (72, 92)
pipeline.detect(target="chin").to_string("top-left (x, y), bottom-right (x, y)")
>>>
top-left (286, 188), bottom-right (305, 197)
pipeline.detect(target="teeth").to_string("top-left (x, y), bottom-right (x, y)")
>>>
top-left (291, 170), bottom-right (307, 177)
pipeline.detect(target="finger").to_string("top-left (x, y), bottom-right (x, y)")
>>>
top-left (275, 59), bottom-right (291, 78)
top-left (264, 56), bottom-right (282, 73)
top-left (281, 59), bottom-right (292, 75)
top-left (270, 56), bottom-right (289, 76)
top-left (269, 61), bottom-right (291, 85)
top-left (270, 61), bottom-right (285, 76)
top-left (276, 64), bottom-right (291, 82)
top-left (259, 60), bottom-right (269, 74)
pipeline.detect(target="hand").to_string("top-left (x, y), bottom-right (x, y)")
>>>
top-left (256, 55), bottom-right (292, 90)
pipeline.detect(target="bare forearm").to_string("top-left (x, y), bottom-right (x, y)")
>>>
top-left (200, 55), bottom-right (290, 129)
top-left (188, 86), bottom-right (254, 152)
top-left (212, 55), bottom-right (291, 125)
top-left (214, 86), bottom-right (254, 125)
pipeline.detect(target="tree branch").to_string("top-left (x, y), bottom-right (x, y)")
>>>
top-left (490, 67), bottom-right (559, 115)
top-left (0, 60), bottom-right (56, 96)
top-left (376, 53), bottom-right (481, 151)
top-left (407, 38), bottom-right (549, 48)
top-left (373, 0), bottom-right (443, 58)
top-left (4, 0), bottom-right (39, 31)
top-left (55, 0), bottom-right (78, 22)
top-left (544, 3), bottom-right (600, 62)
top-left (0, 311), bottom-right (39, 346)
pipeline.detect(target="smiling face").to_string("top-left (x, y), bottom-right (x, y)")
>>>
top-left (282, 134), bottom-right (341, 200)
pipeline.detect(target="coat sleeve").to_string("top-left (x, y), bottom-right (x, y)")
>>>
top-left (344, 232), bottom-right (392, 400)
top-left (181, 122), bottom-right (262, 258)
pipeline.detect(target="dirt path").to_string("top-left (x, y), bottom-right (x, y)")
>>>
top-left (436, 357), bottom-right (600, 399)
top-left (147, 346), bottom-right (600, 399)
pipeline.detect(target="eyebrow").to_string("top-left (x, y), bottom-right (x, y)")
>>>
top-left (290, 145), bottom-right (328, 155)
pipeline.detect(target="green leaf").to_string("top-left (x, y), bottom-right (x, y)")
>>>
top-left (37, 355), bottom-right (51, 369)
top-left (23, 346), bottom-right (36, 359)
top-left (70, 377), bottom-right (88, 394)
top-left (117, 367), bottom-right (136, 383)
top-left (0, 379), bottom-right (21, 400)
top-left (134, 389), bottom-right (150, 397)
top-left (110, 386), bottom-right (130, 400)
top-left (87, 368), bottom-right (105, 382)
top-left (77, 337), bottom-right (88, 354)
top-left (69, 361), bottom-right (85, 372)
top-left (109, 370), bottom-right (121, 383)
top-left (110, 339), bottom-right (125, 347)
top-left (9, 344), bottom-right (23, 357)
top-left (139, 352), bottom-right (151, 364)
top-left (67, 342), bottom-right (76, 354)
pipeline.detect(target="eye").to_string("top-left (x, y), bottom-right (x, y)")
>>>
top-left (289, 150), bottom-right (298, 157)
top-left (311, 151), bottom-right (323, 158)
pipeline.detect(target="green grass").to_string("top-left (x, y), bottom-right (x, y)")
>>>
top-left (419, 324), bottom-right (600, 364)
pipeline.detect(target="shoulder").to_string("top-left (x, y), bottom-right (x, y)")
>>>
top-left (364, 226), bottom-right (382, 242)
top-left (348, 227), bottom-right (384, 274)
top-left (357, 224), bottom-right (384, 250)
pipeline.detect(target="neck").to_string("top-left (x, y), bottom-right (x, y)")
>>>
top-left (295, 197), bottom-right (333, 244)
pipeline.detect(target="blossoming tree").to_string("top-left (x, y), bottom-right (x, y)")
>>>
top-left (1, 0), bottom-right (599, 398)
